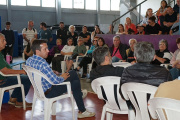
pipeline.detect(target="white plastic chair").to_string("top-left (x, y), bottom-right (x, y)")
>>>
top-left (121, 82), bottom-right (157, 120)
top-left (23, 65), bottom-right (75, 120)
top-left (148, 97), bottom-right (180, 120)
top-left (91, 76), bottom-right (135, 120)
top-left (0, 72), bottom-right (26, 112)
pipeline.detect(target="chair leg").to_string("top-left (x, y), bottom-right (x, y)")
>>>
top-left (0, 89), bottom-right (4, 112)
top-left (70, 95), bottom-right (75, 120)
top-left (44, 100), bottom-right (52, 120)
top-left (20, 85), bottom-right (26, 110)
top-left (52, 101), bottom-right (56, 115)
top-left (106, 112), bottom-right (113, 120)
top-left (31, 94), bottom-right (37, 120)
top-left (101, 105), bottom-right (106, 120)
top-left (128, 109), bottom-right (135, 120)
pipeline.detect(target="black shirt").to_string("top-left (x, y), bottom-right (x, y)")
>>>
top-left (79, 32), bottom-right (91, 47)
top-left (1, 29), bottom-right (15, 45)
top-left (164, 12), bottom-right (177, 23)
top-left (67, 32), bottom-right (78, 46)
top-left (145, 23), bottom-right (162, 34)
top-left (173, 4), bottom-right (179, 13)
top-left (56, 28), bottom-right (68, 45)
top-left (127, 50), bottom-right (135, 63)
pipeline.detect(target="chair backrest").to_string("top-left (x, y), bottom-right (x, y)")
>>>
top-left (91, 76), bottom-right (128, 111)
top-left (23, 65), bottom-right (50, 100)
top-left (83, 46), bottom-right (89, 56)
top-left (121, 83), bottom-right (157, 120)
top-left (148, 97), bottom-right (180, 120)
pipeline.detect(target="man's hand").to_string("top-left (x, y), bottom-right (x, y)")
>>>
top-left (53, 70), bottom-right (60, 76)
top-left (60, 72), bottom-right (70, 80)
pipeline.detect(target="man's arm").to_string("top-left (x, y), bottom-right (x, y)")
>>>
top-left (0, 67), bottom-right (26, 75)
top-left (83, 35), bottom-right (90, 43)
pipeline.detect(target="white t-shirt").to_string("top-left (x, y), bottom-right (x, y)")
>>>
top-left (22, 28), bottom-right (37, 46)
top-left (61, 45), bottom-right (75, 53)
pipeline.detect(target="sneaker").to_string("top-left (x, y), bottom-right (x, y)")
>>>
top-left (8, 97), bottom-right (17, 105)
top-left (78, 110), bottom-right (95, 118)
top-left (15, 101), bottom-right (32, 108)
top-left (81, 74), bottom-right (86, 78)
top-left (82, 89), bottom-right (88, 99)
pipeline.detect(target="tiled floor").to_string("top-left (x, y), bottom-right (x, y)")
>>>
top-left (0, 57), bottom-right (128, 120)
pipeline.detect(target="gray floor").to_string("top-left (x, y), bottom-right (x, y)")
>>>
top-left (12, 57), bottom-right (94, 92)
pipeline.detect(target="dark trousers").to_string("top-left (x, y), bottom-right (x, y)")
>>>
top-left (0, 75), bottom-right (31, 102)
top-left (3, 46), bottom-right (14, 63)
top-left (45, 70), bottom-right (86, 112)
top-left (52, 55), bottom-right (64, 73)
top-left (78, 56), bottom-right (92, 74)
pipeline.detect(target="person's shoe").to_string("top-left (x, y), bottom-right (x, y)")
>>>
top-left (15, 101), bottom-right (32, 108)
top-left (82, 89), bottom-right (88, 99)
top-left (81, 74), bottom-right (87, 78)
top-left (8, 97), bottom-right (17, 105)
top-left (78, 110), bottom-right (95, 118)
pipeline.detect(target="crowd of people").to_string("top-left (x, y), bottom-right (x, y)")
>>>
top-left (0, 0), bottom-right (180, 119)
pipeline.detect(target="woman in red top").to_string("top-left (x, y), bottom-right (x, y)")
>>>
top-left (124, 17), bottom-right (137, 34)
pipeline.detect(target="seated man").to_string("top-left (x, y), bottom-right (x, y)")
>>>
top-left (109, 35), bottom-right (129, 62)
top-left (120, 41), bottom-right (172, 95)
top-left (26, 40), bottom-right (95, 119)
top-left (0, 33), bottom-right (32, 108)
top-left (90, 47), bottom-right (124, 82)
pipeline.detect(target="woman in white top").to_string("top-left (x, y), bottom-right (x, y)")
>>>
top-left (141, 8), bottom-right (158, 27)
top-left (116, 24), bottom-right (126, 34)
top-left (52, 38), bottom-right (75, 73)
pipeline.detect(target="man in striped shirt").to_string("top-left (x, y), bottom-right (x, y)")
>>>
top-left (26, 40), bottom-right (95, 119)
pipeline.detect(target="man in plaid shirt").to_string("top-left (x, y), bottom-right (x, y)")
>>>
top-left (26, 40), bottom-right (95, 119)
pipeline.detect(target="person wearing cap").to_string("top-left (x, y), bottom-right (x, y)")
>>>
top-left (136, 24), bottom-right (145, 35)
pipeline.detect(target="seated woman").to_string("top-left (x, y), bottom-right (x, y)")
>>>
top-left (170, 38), bottom-right (180, 79)
top-left (141, 8), bottom-right (158, 27)
top-left (66, 37), bottom-right (86, 72)
top-left (46, 39), bottom-right (64, 64)
top-left (75, 36), bottom-right (99, 78)
top-left (97, 37), bottom-right (108, 48)
top-left (116, 24), bottom-right (126, 34)
top-left (52, 38), bottom-right (75, 73)
top-left (151, 39), bottom-right (172, 65)
top-left (124, 17), bottom-right (137, 34)
top-left (91, 25), bottom-right (103, 41)
top-left (156, 0), bottom-right (167, 26)
top-left (126, 38), bottom-right (137, 64)
top-left (145, 16), bottom-right (162, 35)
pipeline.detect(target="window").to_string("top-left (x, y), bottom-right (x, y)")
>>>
top-left (74, 0), bottom-right (84, 9)
top-left (100, 0), bottom-right (110, 11)
top-left (111, 0), bottom-right (120, 11)
top-left (86, 0), bottom-right (96, 10)
top-left (0, 0), bottom-right (6, 5)
top-left (42, 0), bottom-right (55, 7)
top-left (27, 0), bottom-right (40, 6)
top-left (11, 0), bottom-right (26, 6)
top-left (61, 0), bottom-right (72, 8)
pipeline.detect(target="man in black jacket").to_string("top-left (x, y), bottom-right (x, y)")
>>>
top-left (109, 35), bottom-right (129, 62)
top-left (90, 47), bottom-right (124, 82)
top-left (1, 22), bottom-right (15, 62)
top-left (120, 41), bottom-right (172, 96)
top-left (56, 22), bottom-right (68, 45)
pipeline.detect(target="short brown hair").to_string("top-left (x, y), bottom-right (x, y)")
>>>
top-left (176, 38), bottom-right (180, 44)
top-left (6, 22), bottom-right (11, 25)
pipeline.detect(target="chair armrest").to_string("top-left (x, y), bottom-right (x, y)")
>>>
top-left (51, 81), bottom-right (70, 86)
top-left (0, 72), bottom-right (22, 85)
top-left (54, 53), bottom-right (61, 57)
top-left (75, 55), bottom-right (84, 62)
top-left (64, 55), bottom-right (71, 60)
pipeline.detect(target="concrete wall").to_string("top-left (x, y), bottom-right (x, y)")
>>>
top-left (0, 4), bottom-right (119, 33)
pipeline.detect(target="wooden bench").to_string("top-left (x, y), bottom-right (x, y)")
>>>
top-left (10, 60), bottom-right (25, 70)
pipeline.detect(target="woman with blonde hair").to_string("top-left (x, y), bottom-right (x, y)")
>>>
top-left (67, 25), bottom-right (78, 45)
top-left (124, 17), bottom-right (137, 34)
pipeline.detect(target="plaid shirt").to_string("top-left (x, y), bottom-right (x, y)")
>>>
top-left (26, 55), bottom-right (64, 92)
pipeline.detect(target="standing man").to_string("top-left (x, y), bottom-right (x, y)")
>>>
top-left (39, 22), bottom-right (52, 48)
top-left (22, 20), bottom-right (37, 48)
top-left (1, 22), bottom-right (15, 62)
top-left (79, 26), bottom-right (91, 47)
top-left (0, 33), bottom-right (32, 108)
top-left (173, 0), bottom-right (179, 13)
top-left (56, 22), bottom-right (68, 45)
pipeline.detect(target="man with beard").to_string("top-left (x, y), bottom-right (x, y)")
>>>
top-left (90, 47), bottom-right (124, 82)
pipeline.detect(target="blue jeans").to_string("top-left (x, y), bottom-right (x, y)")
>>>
top-left (112, 56), bottom-right (121, 63)
top-left (0, 75), bottom-right (31, 102)
top-left (170, 68), bottom-right (180, 80)
top-left (45, 70), bottom-right (86, 112)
